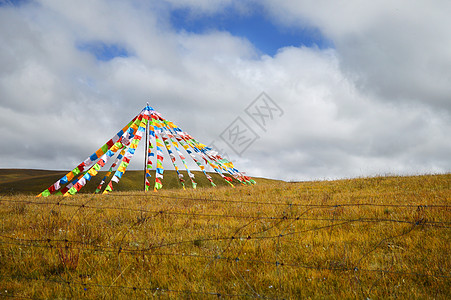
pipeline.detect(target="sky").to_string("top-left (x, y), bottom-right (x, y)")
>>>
top-left (0, 0), bottom-right (450, 181)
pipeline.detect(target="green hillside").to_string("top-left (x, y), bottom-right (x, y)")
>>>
top-left (0, 169), bottom-right (277, 195)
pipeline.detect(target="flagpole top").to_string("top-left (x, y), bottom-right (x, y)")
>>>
top-left (146, 102), bottom-right (154, 111)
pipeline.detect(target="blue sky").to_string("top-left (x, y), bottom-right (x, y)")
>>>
top-left (2, 0), bottom-right (332, 61)
top-left (0, 0), bottom-right (31, 7)
top-left (77, 41), bottom-right (131, 61)
top-left (1, 0), bottom-right (450, 180)
top-left (74, 3), bottom-right (333, 61)
top-left (170, 7), bottom-right (332, 57)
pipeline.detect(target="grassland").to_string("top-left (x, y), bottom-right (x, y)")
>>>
top-left (0, 171), bottom-right (450, 299)
top-left (0, 169), bottom-right (275, 195)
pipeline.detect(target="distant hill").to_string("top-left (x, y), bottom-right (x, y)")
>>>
top-left (0, 169), bottom-right (279, 195)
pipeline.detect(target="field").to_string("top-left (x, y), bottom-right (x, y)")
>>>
top-left (0, 169), bottom-right (269, 195)
top-left (0, 170), bottom-right (450, 299)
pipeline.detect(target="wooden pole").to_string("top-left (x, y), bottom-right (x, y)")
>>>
top-left (144, 107), bottom-right (149, 192)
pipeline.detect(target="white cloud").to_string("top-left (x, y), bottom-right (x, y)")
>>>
top-left (262, 0), bottom-right (451, 112)
top-left (163, 0), bottom-right (236, 14)
top-left (0, 0), bottom-right (450, 182)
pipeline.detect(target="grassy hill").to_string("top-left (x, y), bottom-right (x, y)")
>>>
top-left (0, 172), bottom-right (449, 299)
top-left (0, 169), bottom-right (278, 195)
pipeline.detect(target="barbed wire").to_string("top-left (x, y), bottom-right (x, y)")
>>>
top-left (1, 219), bottom-right (449, 280)
top-left (1, 194), bottom-right (450, 209)
top-left (115, 192), bottom-right (451, 208)
top-left (0, 276), bottom-right (269, 299)
top-left (0, 198), bottom-right (449, 227)
top-left (1, 238), bottom-right (449, 280)
top-left (1, 192), bottom-right (449, 299)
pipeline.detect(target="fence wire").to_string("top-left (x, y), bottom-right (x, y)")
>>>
top-left (0, 191), bottom-right (449, 299)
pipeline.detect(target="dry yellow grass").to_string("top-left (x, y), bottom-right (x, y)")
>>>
top-left (0, 174), bottom-right (450, 299)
